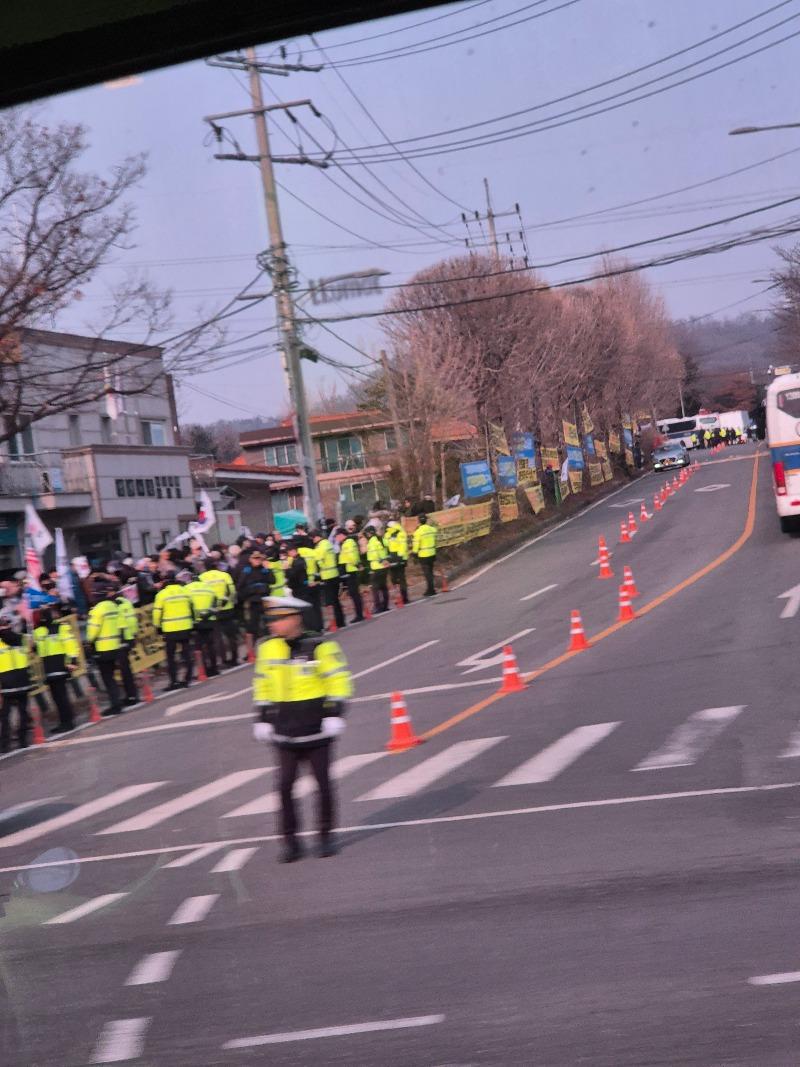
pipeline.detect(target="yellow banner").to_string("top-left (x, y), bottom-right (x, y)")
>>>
top-left (516, 457), bottom-right (539, 487)
top-left (560, 475), bottom-right (570, 498)
top-left (402, 502), bottom-right (492, 547)
top-left (498, 491), bottom-right (519, 522)
top-left (562, 420), bottom-right (580, 447)
top-left (568, 469), bottom-right (583, 494)
top-left (540, 446), bottom-right (559, 470)
top-left (595, 439), bottom-right (608, 461)
top-left (524, 485), bottom-right (545, 514)
top-left (582, 405), bottom-right (594, 434)
top-left (608, 430), bottom-right (621, 454)
top-left (602, 460), bottom-right (614, 481)
top-left (129, 605), bottom-right (166, 673)
top-left (622, 413), bottom-right (633, 430)
top-left (588, 462), bottom-right (603, 487)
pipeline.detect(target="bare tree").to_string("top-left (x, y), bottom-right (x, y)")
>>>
top-left (772, 243), bottom-right (800, 360)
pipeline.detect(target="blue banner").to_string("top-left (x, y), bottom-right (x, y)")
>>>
top-left (511, 431), bottom-right (536, 459)
top-left (496, 455), bottom-right (518, 489)
top-left (583, 433), bottom-right (596, 457)
top-left (566, 445), bottom-right (585, 470)
top-left (622, 427), bottom-right (634, 449)
top-left (460, 459), bottom-right (495, 499)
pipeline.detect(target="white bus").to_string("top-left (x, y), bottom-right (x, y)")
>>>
top-left (766, 370), bottom-right (800, 533)
top-left (656, 414), bottom-right (720, 448)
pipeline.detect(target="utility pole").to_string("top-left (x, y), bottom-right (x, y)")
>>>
top-left (678, 379), bottom-right (686, 418)
top-left (483, 177), bottom-right (499, 260)
top-left (205, 49), bottom-right (324, 525)
top-left (462, 184), bottom-right (530, 268)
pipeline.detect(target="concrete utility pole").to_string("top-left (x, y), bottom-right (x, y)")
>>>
top-left (243, 48), bottom-right (321, 524)
top-left (462, 184), bottom-right (529, 267)
top-left (483, 177), bottom-right (499, 260)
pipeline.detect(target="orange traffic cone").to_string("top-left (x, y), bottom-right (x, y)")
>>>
top-left (440, 572), bottom-right (450, 593)
top-left (499, 645), bottom-right (526, 693)
top-left (597, 547), bottom-right (614, 580)
top-left (31, 704), bottom-right (46, 745)
top-left (394, 588), bottom-right (405, 608)
top-left (568, 610), bottom-right (590, 652)
top-left (598, 534), bottom-right (608, 552)
top-left (623, 564), bottom-right (640, 598)
top-left (194, 649), bottom-right (208, 682)
top-left (628, 511), bottom-right (637, 534)
top-left (618, 584), bottom-right (635, 622)
top-left (619, 520), bottom-right (631, 544)
top-left (87, 683), bottom-right (103, 724)
top-left (141, 672), bottom-right (154, 704)
top-left (386, 692), bottom-right (423, 751)
top-left (653, 493), bottom-right (662, 513)
top-left (672, 475), bottom-right (680, 490)
top-left (639, 502), bottom-right (649, 523)
top-left (246, 634), bottom-right (256, 664)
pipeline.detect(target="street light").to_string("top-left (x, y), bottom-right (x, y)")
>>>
top-left (729, 122), bottom-right (800, 135)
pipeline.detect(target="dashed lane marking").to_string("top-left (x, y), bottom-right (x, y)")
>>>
top-left (520, 583), bottom-right (558, 602)
top-left (165, 686), bottom-right (250, 718)
top-left (125, 950), bottom-right (181, 986)
top-left (46, 893), bottom-right (128, 925)
top-left (351, 640), bottom-right (440, 681)
top-left (91, 1018), bottom-right (150, 1064)
top-left (168, 894), bottom-right (218, 925)
top-left (748, 971), bottom-right (800, 986)
top-left (223, 1015), bottom-right (446, 1049)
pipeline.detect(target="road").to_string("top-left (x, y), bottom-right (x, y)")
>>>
top-left (3, 443), bottom-right (800, 1065)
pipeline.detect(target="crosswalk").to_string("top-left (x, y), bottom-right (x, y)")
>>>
top-left (7, 703), bottom-right (800, 852)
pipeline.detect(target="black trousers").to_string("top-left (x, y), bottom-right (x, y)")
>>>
top-left (322, 577), bottom-right (345, 629)
top-left (344, 573), bottom-right (363, 620)
top-left (370, 570), bottom-right (389, 612)
top-left (277, 743), bottom-right (334, 841)
top-left (164, 634), bottom-right (193, 685)
top-left (243, 600), bottom-right (266, 639)
top-left (195, 627), bottom-right (218, 674)
top-left (46, 676), bottom-right (74, 730)
top-left (389, 563), bottom-right (409, 604)
top-left (303, 585), bottom-right (324, 633)
top-left (118, 646), bottom-right (139, 702)
top-left (0, 692), bottom-right (29, 750)
top-left (97, 656), bottom-right (122, 712)
top-left (420, 556), bottom-right (436, 596)
top-left (216, 610), bottom-right (239, 665)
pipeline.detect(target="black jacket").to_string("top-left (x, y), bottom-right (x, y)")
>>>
top-left (235, 565), bottom-right (274, 604)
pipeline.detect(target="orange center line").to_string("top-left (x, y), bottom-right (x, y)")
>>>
top-left (421, 452), bottom-right (761, 741)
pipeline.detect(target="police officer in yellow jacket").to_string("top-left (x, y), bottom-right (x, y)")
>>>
top-left (186, 573), bottom-right (219, 678)
top-left (313, 530), bottom-right (345, 631)
top-left (252, 595), bottom-right (352, 863)
top-left (86, 587), bottom-right (125, 715)
top-left (152, 574), bottom-right (195, 691)
top-left (336, 521), bottom-right (364, 623)
top-left (199, 558), bottom-right (238, 668)
top-left (114, 593), bottom-right (140, 706)
top-left (34, 608), bottom-right (79, 733)
top-left (412, 513), bottom-right (438, 597)
top-left (384, 518), bottom-right (410, 606)
top-left (0, 619), bottom-right (31, 750)
top-left (365, 525), bottom-right (390, 613)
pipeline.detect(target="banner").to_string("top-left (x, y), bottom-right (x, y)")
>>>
top-left (560, 474), bottom-right (570, 499)
top-left (55, 528), bottom-right (73, 603)
top-left (128, 605), bottom-right (167, 673)
top-left (566, 445), bottom-right (585, 470)
top-left (568, 469), bottom-right (583, 494)
top-left (582, 405), bottom-right (594, 434)
top-left (562, 420), bottom-right (580, 447)
top-left (496, 455), bottom-right (517, 489)
top-left (524, 485), bottom-right (545, 514)
top-left (540, 446), bottom-right (559, 471)
top-left (608, 430), bottom-right (621, 454)
top-left (498, 491), bottom-right (519, 522)
top-left (489, 422), bottom-right (511, 456)
top-left (401, 503), bottom-right (492, 547)
top-left (588, 462), bottom-right (603, 487)
top-left (625, 449), bottom-right (635, 468)
top-left (511, 431), bottom-right (536, 459)
top-left (595, 439), bottom-right (608, 461)
top-left (622, 413), bottom-right (633, 430)
top-left (602, 460), bottom-right (614, 481)
top-left (460, 459), bottom-right (495, 499)
top-left (583, 434), bottom-right (596, 457)
top-left (516, 457), bottom-right (539, 487)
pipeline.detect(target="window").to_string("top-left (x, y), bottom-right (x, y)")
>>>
top-left (68, 414), bottom-right (81, 447)
top-left (8, 425), bottom-right (34, 458)
top-left (175, 481), bottom-right (182, 498)
top-left (141, 531), bottom-right (151, 555)
top-left (271, 488), bottom-right (302, 512)
top-left (145, 479), bottom-right (155, 497)
top-left (116, 479), bottom-right (126, 497)
top-left (383, 429), bottom-right (397, 451)
top-left (125, 478), bottom-right (135, 497)
top-left (263, 443), bottom-right (297, 466)
top-left (323, 435), bottom-right (365, 472)
top-left (778, 389), bottom-right (800, 418)
top-left (135, 479), bottom-right (145, 497)
top-left (100, 416), bottom-right (112, 444)
top-left (141, 419), bottom-right (167, 446)
top-left (161, 529), bottom-right (171, 545)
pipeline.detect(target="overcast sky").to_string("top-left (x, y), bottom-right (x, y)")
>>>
top-left (40, 0), bottom-right (800, 424)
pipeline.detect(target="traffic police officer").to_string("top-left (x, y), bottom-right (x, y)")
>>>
top-left (86, 587), bottom-right (125, 714)
top-left (412, 513), bottom-right (438, 597)
top-left (365, 525), bottom-right (390, 613)
top-left (34, 609), bottom-right (79, 733)
top-left (384, 517), bottom-right (410, 606)
top-left (114, 592), bottom-right (140, 706)
top-left (252, 595), bottom-right (352, 862)
top-left (0, 617), bottom-right (31, 750)
top-left (152, 574), bottom-right (195, 690)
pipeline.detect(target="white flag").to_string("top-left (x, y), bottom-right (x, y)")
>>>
top-left (25, 503), bottom-right (53, 555)
top-left (55, 528), bottom-right (73, 602)
top-left (190, 489), bottom-right (216, 536)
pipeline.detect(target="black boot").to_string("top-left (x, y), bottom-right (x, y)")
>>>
top-left (279, 839), bottom-right (304, 864)
top-left (317, 835), bottom-right (339, 858)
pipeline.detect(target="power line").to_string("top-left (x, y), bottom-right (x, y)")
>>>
top-left (299, 0), bottom-right (493, 53)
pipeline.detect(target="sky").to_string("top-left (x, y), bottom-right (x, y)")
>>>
top-left (35, 0), bottom-right (800, 424)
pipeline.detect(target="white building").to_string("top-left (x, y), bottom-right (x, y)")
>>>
top-left (0, 329), bottom-right (193, 570)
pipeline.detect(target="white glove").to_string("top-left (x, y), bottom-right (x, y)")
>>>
top-left (321, 716), bottom-right (346, 738)
top-left (253, 722), bottom-right (274, 743)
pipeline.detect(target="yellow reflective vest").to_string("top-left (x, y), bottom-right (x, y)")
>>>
top-left (268, 560), bottom-right (286, 596)
top-left (315, 539), bottom-right (339, 581)
top-left (34, 622), bottom-right (79, 677)
top-left (199, 568), bottom-right (236, 611)
top-left (297, 546), bottom-right (319, 583)
top-left (87, 600), bottom-right (123, 652)
top-left (253, 637), bottom-right (352, 705)
top-left (412, 522), bottom-right (438, 558)
top-left (385, 523), bottom-right (409, 562)
top-left (367, 535), bottom-right (388, 572)
top-left (338, 536), bottom-right (361, 574)
top-left (0, 637), bottom-right (31, 692)
top-left (186, 579), bottom-right (218, 627)
top-left (152, 583), bottom-right (195, 634)
top-left (115, 597), bottom-right (138, 643)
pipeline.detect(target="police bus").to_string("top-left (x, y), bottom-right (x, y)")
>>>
top-left (656, 414), bottom-right (720, 449)
top-left (766, 370), bottom-right (800, 533)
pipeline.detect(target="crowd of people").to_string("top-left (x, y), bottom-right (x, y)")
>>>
top-left (0, 512), bottom-right (439, 751)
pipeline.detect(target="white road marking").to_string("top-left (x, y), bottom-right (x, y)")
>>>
top-left (748, 971), bottom-right (800, 986)
top-left (608, 499), bottom-right (644, 508)
top-left (91, 1018), bottom-right (150, 1063)
top-left (777, 582), bottom-right (800, 619)
top-left (125, 950), bottom-right (181, 986)
top-left (97, 769), bottom-right (270, 835)
top-left (224, 752), bottom-right (384, 818)
top-left (694, 483), bottom-right (731, 493)
top-left (356, 737), bottom-right (505, 802)
top-left (223, 1014), bottom-right (445, 1049)
top-left (494, 723), bottom-right (620, 786)
top-left (457, 630), bottom-right (534, 675)
top-left (211, 846), bottom-right (258, 873)
top-left (46, 892), bottom-right (128, 925)
top-left (454, 475), bottom-right (644, 589)
top-left (165, 686), bottom-right (250, 718)
top-left (168, 894), bottom-right (218, 925)
top-left (0, 797), bottom-right (62, 824)
top-left (520, 583), bottom-right (558, 602)
top-left (162, 843), bottom-right (226, 869)
top-left (351, 677), bottom-right (501, 703)
top-left (0, 783), bottom-right (166, 849)
top-left (352, 640), bottom-right (440, 681)
top-left (632, 706), bottom-right (745, 771)
top-left (53, 713), bottom-right (253, 746)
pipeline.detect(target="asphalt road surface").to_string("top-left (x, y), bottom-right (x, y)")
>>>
top-left (4, 443), bottom-right (800, 1066)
